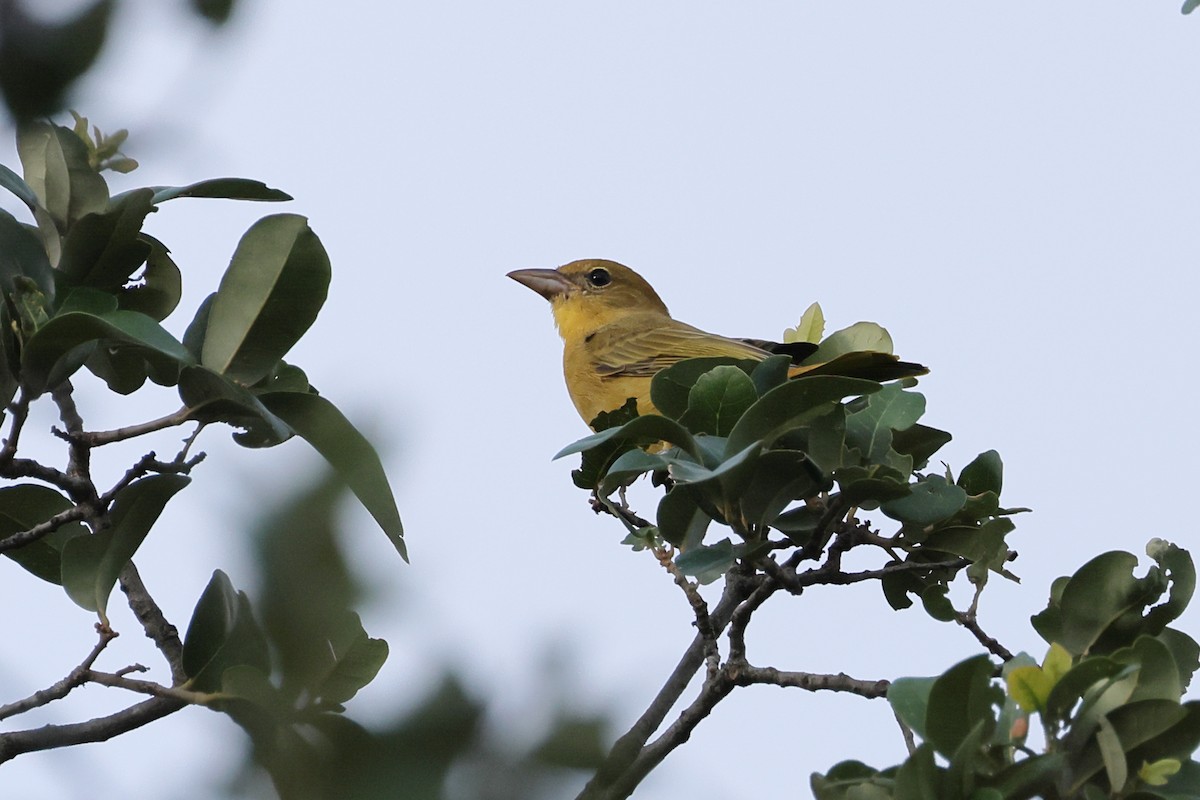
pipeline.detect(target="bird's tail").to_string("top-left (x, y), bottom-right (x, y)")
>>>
top-left (788, 351), bottom-right (929, 383)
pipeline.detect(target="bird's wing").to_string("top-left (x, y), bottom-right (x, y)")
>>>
top-left (591, 319), bottom-right (771, 378)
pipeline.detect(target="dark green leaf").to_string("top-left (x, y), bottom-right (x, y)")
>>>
top-left (61, 475), bottom-right (189, 618)
top-left (1113, 636), bottom-right (1184, 703)
top-left (1045, 656), bottom-right (1124, 722)
top-left (805, 405), bottom-right (847, 474)
top-left (843, 383), bottom-right (925, 465)
top-left (1184, 0), bottom-right (1199, 13)
top-left (1055, 551), bottom-right (1168, 656)
top-left (0, 208), bottom-right (54, 299)
top-left (920, 584), bottom-right (957, 622)
top-left (258, 392), bottom-right (405, 561)
top-left (183, 293), bottom-right (216, 359)
top-left (649, 357), bottom-right (757, 420)
top-left (888, 676), bottom-right (936, 740)
top-left (1157, 628), bottom-right (1200, 691)
top-left (84, 344), bottom-right (149, 394)
top-left (834, 463), bottom-right (912, 506)
top-left (891, 424), bottom-right (953, 470)
top-left (1143, 540), bottom-right (1195, 635)
top-left (149, 178), bottom-right (291, 204)
top-left (925, 654), bottom-right (1001, 759)
top-left (117, 234), bottom-right (182, 321)
top-left (22, 308), bottom-right (194, 396)
top-left (656, 486), bottom-right (711, 549)
top-left (532, 715), bottom-right (609, 770)
top-left (988, 753), bottom-right (1067, 799)
top-left (0, 163), bottom-right (38, 209)
top-left (1071, 701), bottom-right (1192, 793)
top-left (56, 188), bottom-right (153, 291)
top-left (201, 214), bottom-right (330, 385)
top-left (179, 365), bottom-right (293, 445)
top-left (674, 538), bottom-right (735, 584)
top-left (957, 450), bottom-right (1003, 497)
top-left (555, 413), bottom-right (699, 461)
top-left (737, 449), bottom-right (823, 531)
top-left (749, 353), bottom-right (792, 396)
top-left (882, 474), bottom-right (967, 527)
top-left (678, 365), bottom-right (757, 437)
top-left (182, 569), bottom-right (270, 691)
top-left (314, 615), bottom-right (389, 705)
top-left (725, 375), bottom-right (881, 457)
top-left (0, 485), bottom-right (87, 583)
top-left (598, 448), bottom-right (672, 496)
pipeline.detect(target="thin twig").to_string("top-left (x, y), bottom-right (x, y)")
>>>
top-left (83, 670), bottom-right (218, 706)
top-left (894, 708), bottom-right (918, 755)
top-left (654, 547), bottom-right (719, 680)
top-left (0, 627), bottom-right (118, 721)
top-left (955, 612), bottom-right (1015, 662)
top-left (0, 504), bottom-right (92, 553)
top-left (728, 664), bottom-right (889, 698)
top-left (63, 407), bottom-right (193, 447)
top-left (0, 697), bottom-right (186, 763)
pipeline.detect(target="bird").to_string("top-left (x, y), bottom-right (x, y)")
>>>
top-left (508, 259), bottom-right (927, 428)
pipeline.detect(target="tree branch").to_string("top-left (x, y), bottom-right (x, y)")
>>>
top-left (119, 562), bottom-right (187, 685)
top-left (0, 696), bottom-right (186, 764)
top-left (0, 628), bottom-right (117, 721)
top-left (68, 407), bottom-right (194, 447)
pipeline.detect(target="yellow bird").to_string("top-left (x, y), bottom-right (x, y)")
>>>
top-left (508, 259), bottom-right (926, 427)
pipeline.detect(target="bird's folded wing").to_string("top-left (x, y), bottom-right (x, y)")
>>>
top-left (592, 322), bottom-right (770, 378)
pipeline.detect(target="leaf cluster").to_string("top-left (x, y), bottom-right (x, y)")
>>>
top-left (814, 541), bottom-right (1200, 800)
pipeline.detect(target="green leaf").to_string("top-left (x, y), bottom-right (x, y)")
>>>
top-left (258, 392), bottom-right (405, 561)
top-left (888, 676), bottom-right (936, 740)
top-left (179, 365), bottom-right (292, 444)
top-left (678, 365), bottom-right (757, 437)
top-left (1157, 628), bottom-right (1200, 691)
top-left (56, 188), bottom-right (154, 291)
top-left (1045, 656), bottom-right (1124, 721)
top-left (22, 309), bottom-right (194, 396)
top-left (0, 163), bottom-right (39, 209)
top-left (892, 744), bottom-right (940, 800)
top-left (925, 654), bottom-right (1001, 759)
top-left (1071, 701), bottom-right (1192, 794)
top-left (809, 320), bottom-right (895, 361)
top-left (737, 449), bottom-right (824, 530)
top-left (650, 357), bottom-right (757, 420)
top-left (555, 413), bottom-right (699, 461)
top-left (1184, 0), bottom-right (1199, 13)
top-left (312, 613), bottom-right (389, 705)
top-left (882, 474), bottom-right (967, 527)
top-left (1053, 551), bottom-right (1169, 656)
top-left (0, 208), bottom-right (54, 299)
top-left (0, 485), bottom-right (88, 583)
top-left (598, 448), bottom-right (673, 496)
top-left (182, 569), bottom-right (270, 691)
top-left (957, 450), bottom-right (1003, 497)
top-left (674, 538), bottom-right (735, 584)
top-left (148, 178), bottom-right (292, 204)
top-left (725, 375), bottom-right (881, 457)
top-left (749, 354), bottom-right (793, 397)
top-left (920, 584), bottom-right (957, 622)
top-left (656, 486), bottom-right (711, 550)
top-left (890, 423), bottom-right (952, 471)
top-left (17, 122), bottom-right (109, 227)
top-left (784, 301), bottom-right (825, 344)
top-left (61, 475), bottom-right (189, 619)
top-left (183, 293), bottom-right (216, 359)
top-left (1143, 540), bottom-right (1195, 635)
top-left (117, 234), bottom-right (182, 321)
top-left (988, 753), bottom-right (1066, 799)
top-left (1007, 665), bottom-right (1056, 713)
top-left (844, 383), bottom-right (925, 465)
top-left (201, 214), bottom-right (330, 384)
top-left (1113, 636), bottom-right (1184, 703)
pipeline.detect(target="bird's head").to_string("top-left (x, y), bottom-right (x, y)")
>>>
top-left (508, 259), bottom-right (670, 339)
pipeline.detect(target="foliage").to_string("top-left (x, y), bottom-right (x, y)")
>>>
top-left (224, 469), bottom-right (610, 800)
top-left (814, 540), bottom-right (1199, 799)
top-left (0, 118), bottom-right (402, 775)
top-left (0, 0), bottom-right (241, 124)
top-left (557, 349), bottom-right (1198, 800)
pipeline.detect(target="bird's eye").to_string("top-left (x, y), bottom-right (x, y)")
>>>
top-left (586, 268), bottom-right (612, 287)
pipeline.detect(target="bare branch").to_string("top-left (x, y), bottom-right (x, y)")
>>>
top-left (0, 696), bottom-right (186, 764)
top-left (0, 503), bottom-right (92, 553)
top-left (654, 546), bottom-right (719, 680)
top-left (729, 663), bottom-right (889, 698)
top-left (0, 628), bottom-right (118, 721)
top-left (0, 390), bottom-right (32, 464)
top-left (118, 563), bottom-right (187, 685)
top-left (83, 670), bottom-right (218, 706)
top-left (70, 407), bottom-right (194, 448)
top-left (955, 611), bottom-right (1015, 662)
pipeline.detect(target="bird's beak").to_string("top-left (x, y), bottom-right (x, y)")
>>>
top-left (507, 268), bottom-right (574, 301)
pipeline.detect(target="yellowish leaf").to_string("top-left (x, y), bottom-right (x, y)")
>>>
top-left (1006, 665), bottom-right (1055, 713)
top-left (783, 302), bottom-right (824, 344)
top-left (1139, 758), bottom-right (1182, 787)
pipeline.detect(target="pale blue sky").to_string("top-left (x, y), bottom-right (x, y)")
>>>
top-left (1, 2), bottom-right (1198, 798)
